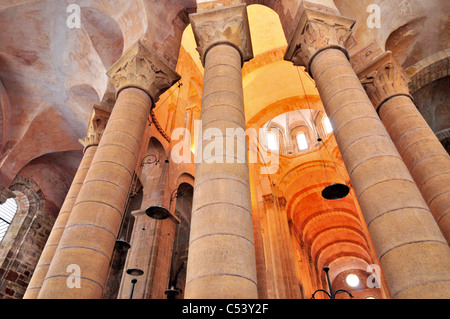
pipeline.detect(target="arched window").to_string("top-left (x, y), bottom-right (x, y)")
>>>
top-left (0, 198), bottom-right (18, 243)
top-left (323, 115), bottom-right (333, 134)
top-left (267, 131), bottom-right (279, 152)
top-left (296, 132), bottom-right (309, 151)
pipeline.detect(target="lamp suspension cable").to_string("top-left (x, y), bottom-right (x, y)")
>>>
top-left (296, 66), bottom-right (319, 139)
top-left (146, 157), bottom-right (172, 220)
top-left (296, 67), bottom-right (349, 200)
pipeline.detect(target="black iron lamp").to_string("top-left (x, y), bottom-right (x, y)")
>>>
top-left (311, 266), bottom-right (354, 299)
top-left (295, 66), bottom-right (350, 201)
top-left (126, 267), bottom-right (144, 277)
top-left (317, 137), bottom-right (350, 200)
top-left (129, 279), bottom-right (138, 299)
top-left (146, 186), bottom-right (184, 220)
top-left (145, 159), bottom-right (171, 220)
top-left (126, 226), bottom-right (146, 277)
top-left (321, 183), bottom-right (350, 201)
top-left (164, 285), bottom-right (181, 299)
top-left (115, 238), bottom-right (131, 251)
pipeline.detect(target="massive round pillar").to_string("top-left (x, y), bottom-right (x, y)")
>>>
top-left (185, 4), bottom-right (258, 299)
top-left (37, 42), bottom-right (180, 299)
top-left (23, 146), bottom-right (96, 299)
top-left (285, 9), bottom-right (450, 298)
top-left (24, 106), bottom-right (110, 299)
top-left (359, 53), bottom-right (450, 244)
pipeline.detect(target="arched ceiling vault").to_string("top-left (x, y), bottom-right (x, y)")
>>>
top-left (0, 1), bottom-right (444, 295)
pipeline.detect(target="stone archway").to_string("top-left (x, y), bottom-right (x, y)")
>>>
top-left (0, 176), bottom-right (54, 299)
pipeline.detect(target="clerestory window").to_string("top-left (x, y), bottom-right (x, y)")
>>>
top-left (267, 131), bottom-right (279, 152)
top-left (296, 132), bottom-right (309, 151)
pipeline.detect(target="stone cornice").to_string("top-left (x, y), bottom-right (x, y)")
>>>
top-left (189, 3), bottom-right (253, 67)
top-left (107, 41), bottom-right (181, 104)
top-left (284, 9), bottom-right (355, 74)
top-left (359, 52), bottom-right (413, 112)
top-left (79, 105), bottom-right (111, 152)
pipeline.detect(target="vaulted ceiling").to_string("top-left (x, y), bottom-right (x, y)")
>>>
top-left (0, 1), bottom-right (447, 279)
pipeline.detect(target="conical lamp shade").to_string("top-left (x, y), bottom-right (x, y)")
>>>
top-left (322, 183), bottom-right (350, 200)
top-left (145, 205), bottom-right (170, 220)
top-left (145, 158), bottom-right (171, 220)
top-left (126, 268), bottom-right (144, 276)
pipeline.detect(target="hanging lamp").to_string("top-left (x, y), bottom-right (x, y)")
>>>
top-left (114, 172), bottom-right (141, 251)
top-left (165, 286), bottom-right (181, 299)
top-left (126, 226), bottom-right (146, 276)
top-left (295, 66), bottom-right (350, 200)
top-left (322, 183), bottom-right (350, 201)
top-left (316, 134), bottom-right (350, 201)
top-left (316, 133), bottom-right (350, 201)
top-left (145, 159), bottom-right (172, 220)
top-left (146, 82), bottom-right (183, 220)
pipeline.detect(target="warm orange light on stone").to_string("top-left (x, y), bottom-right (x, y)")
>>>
top-left (360, 52), bottom-right (450, 244)
top-left (286, 8), bottom-right (450, 299)
top-left (185, 4), bottom-right (258, 299)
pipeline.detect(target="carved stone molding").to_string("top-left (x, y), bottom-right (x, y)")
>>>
top-left (284, 9), bottom-right (355, 73)
top-left (150, 108), bottom-right (171, 143)
top-left (0, 186), bottom-right (16, 204)
top-left (107, 41), bottom-right (181, 104)
top-left (278, 197), bottom-right (287, 207)
top-left (359, 52), bottom-right (413, 112)
top-left (189, 3), bottom-right (253, 66)
top-left (79, 105), bottom-right (111, 151)
top-left (262, 194), bottom-right (275, 205)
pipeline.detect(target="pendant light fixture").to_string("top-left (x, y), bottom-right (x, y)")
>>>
top-left (311, 266), bottom-right (354, 299)
top-left (145, 158), bottom-right (172, 220)
top-left (126, 225), bottom-right (146, 277)
top-left (316, 135), bottom-right (350, 201)
top-left (146, 205), bottom-right (171, 220)
top-left (322, 183), bottom-right (350, 201)
top-left (296, 66), bottom-right (350, 201)
top-left (165, 286), bottom-right (181, 299)
top-left (146, 82), bottom-right (183, 220)
top-left (115, 172), bottom-right (142, 250)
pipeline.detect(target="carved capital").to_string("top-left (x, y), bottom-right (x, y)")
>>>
top-left (285, 9), bottom-right (355, 73)
top-left (359, 52), bottom-right (412, 112)
top-left (263, 194), bottom-right (275, 205)
top-left (107, 41), bottom-right (181, 104)
top-left (278, 197), bottom-right (287, 207)
top-left (190, 3), bottom-right (253, 66)
top-left (79, 105), bottom-right (111, 152)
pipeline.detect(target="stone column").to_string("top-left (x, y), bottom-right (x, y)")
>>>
top-left (185, 4), bottom-right (258, 299)
top-left (260, 195), bottom-right (301, 299)
top-left (37, 42), bottom-right (180, 299)
top-left (23, 106), bottom-right (110, 299)
top-left (285, 9), bottom-right (450, 298)
top-left (359, 52), bottom-right (450, 243)
top-left (185, 107), bottom-right (194, 142)
top-left (165, 104), bottom-right (176, 134)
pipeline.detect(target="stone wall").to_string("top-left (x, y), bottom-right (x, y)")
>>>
top-left (0, 176), bottom-right (54, 299)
